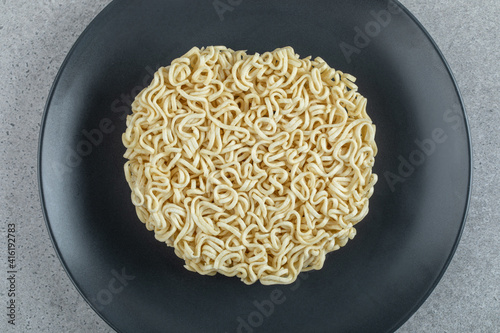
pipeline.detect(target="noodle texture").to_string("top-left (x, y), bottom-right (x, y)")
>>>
top-left (122, 46), bottom-right (377, 285)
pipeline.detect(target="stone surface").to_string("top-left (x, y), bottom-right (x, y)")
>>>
top-left (0, 0), bottom-right (498, 332)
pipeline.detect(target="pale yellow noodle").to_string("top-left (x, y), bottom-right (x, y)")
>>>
top-left (122, 46), bottom-right (377, 285)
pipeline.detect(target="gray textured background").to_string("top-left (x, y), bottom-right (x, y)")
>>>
top-left (0, 0), bottom-right (499, 332)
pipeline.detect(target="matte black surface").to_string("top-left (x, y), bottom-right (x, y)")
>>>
top-left (38, 1), bottom-right (471, 332)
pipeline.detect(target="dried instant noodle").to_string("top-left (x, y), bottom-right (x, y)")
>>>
top-left (122, 46), bottom-right (377, 285)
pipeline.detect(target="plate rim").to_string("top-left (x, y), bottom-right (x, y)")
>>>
top-left (384, 1), bottom-right (472, 331)
top-left (37, 1), bottom-right (124, 332)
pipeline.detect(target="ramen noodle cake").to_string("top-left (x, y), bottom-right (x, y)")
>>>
top-left (122, 46), bottom-right (377, 285)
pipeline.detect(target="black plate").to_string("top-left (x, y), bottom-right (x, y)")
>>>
top-left (38, 0), bottom-right (471, 332)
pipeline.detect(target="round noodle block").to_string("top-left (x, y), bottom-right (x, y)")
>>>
top-left (122, 46), bottom-right (377, 285)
